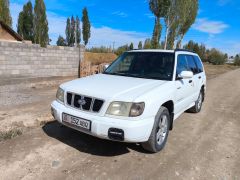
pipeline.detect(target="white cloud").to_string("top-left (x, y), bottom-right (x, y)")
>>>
top-left (144, 13), bottom-right (154, 19)
top-left (89, 26), bottom-right (149, 48)
top-left (218, 0), bottom-right (231, 6)
top-left (47, 12), bottom-right (66, 43)
top-left (112, 11), bottom-right (128, 18)
top-left (192, 18), bottom-right (229, 34)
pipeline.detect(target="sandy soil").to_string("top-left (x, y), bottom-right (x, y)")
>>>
top-left (0, 68), bottom-right (239, 180)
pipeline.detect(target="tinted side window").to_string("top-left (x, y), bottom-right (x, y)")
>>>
top-left (193, 56), bottom-right (203, 73)
top-left (186, 55), bottom-right (198, 75)
top-left (176, 55), bottom-right (188, 75)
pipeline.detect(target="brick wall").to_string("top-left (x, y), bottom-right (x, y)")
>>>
top-left (0, 41), bottom-right (84, 77)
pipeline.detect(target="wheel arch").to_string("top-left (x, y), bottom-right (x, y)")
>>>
top-left (161, 100), bottom-right (174, 131)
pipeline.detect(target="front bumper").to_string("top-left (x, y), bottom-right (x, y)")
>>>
top-left (51, 100), bottom-right (154, 143)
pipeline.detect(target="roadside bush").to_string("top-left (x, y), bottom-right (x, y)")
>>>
top-left (234, 54), bottom-right (240, 66)
top-left (87, 46), bottom-right (112, 53)
top-left (115, 44), bottom-right (129, 56)
top-left (207, 48), bottom-right (227, 65)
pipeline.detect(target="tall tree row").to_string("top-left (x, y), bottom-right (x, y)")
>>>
top-left (64, 16), bottom-right (81, 47)
top-left (0, 0), bottom-right (12, 27)
top-left (17, 1), bottom-right (34, 42)
top-left (60, 8), bottom-right (90, 47)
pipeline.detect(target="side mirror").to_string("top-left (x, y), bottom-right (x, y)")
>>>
top-left (178, 71), bottom-right (193, 79)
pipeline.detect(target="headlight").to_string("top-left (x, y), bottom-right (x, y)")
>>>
top-left (56, 87), bottom-right (64, 103)
top-left (106, 102), bottom-right (145, 117)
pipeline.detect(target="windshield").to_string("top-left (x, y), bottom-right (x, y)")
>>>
top-left (104, 52), bottom-right (175, 81)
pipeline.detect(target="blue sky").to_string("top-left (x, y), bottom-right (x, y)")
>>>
top-left (10, 0), bottom-right (240, 55)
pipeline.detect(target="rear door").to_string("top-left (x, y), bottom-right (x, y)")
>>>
top-left (186, 55), bottom-right (199, 101)
top-left (193, 55), bottom-right (206, 91)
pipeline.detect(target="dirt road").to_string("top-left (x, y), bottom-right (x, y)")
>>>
top-left (0, 69), bottom-right (240, 180)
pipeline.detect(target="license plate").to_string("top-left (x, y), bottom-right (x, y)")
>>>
top-left (62, 113), bottom-right (91, 131)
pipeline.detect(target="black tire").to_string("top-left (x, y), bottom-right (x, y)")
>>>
top-left (141, 107), bottom-right (170, 153)
top-left (188, 90), bottom-right (203, 113)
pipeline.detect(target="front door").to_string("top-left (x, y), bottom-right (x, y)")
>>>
top-left (174, 54), bottom-right (195, 114)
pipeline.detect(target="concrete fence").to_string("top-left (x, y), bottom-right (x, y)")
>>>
top-left (0, 41), bottom-right (84, 77)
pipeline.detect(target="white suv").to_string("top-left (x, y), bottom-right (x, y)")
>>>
top-left (51, 49), bottom-right (206, 153)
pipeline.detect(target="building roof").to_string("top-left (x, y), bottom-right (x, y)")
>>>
top-left (0, 20), bottom-right (23, 41)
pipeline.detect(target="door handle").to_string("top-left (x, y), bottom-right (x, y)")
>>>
top-left (189, 80), bottom-right (193, 83)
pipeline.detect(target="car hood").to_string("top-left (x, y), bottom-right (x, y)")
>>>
top-left (61, 74), bottom-right (167, 102)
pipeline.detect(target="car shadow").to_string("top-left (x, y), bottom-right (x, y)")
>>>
top-left (42, 121), bottom-right (148, 157)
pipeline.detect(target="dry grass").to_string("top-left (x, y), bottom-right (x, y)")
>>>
top-left (0, 129), bottom-right (22, 142)
top-left (204, 63), bottom-right (239, 79)
top-left (84, 52), bottom-right (117, 65)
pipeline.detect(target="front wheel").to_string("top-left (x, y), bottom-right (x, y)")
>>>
top-left (141, 107), bottom-right (170, 153)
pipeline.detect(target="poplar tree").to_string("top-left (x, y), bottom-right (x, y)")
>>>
top-left (176, 0), bottom-right (198, 48)
top-left (138, 41), bottom-right (143, 49)
top-left (143, 38), bottom-right (152, 49)
top-left (82, 7), bottom-right (91, 45)
top-left (70, 16), bottom-right (75, 46)
top-left (0, 0), bottom-right (12, 27)
top-left (149, 0), bottom-right (170, 49)
top-left (17, 1), bottom-right (34, 41)
top-left (65, 17), bottom-right (71, 46)
top-left (129, 42), bottom-right (134, 50)
top-left (76, 16), bottom-right (81, 45)
top-left (34, 0), bottom-right (49, 47)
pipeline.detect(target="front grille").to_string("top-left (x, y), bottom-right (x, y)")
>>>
top-left (66, 92), bottom-right (104, 113)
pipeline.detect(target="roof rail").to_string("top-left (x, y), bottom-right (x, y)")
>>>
top-left (174, 48), bottom-right (195, 53)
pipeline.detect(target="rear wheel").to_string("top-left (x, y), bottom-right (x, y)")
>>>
top-left (141, 107), bottom-right (170, 153)
top-left (188, 90), bottom-right (203, 113)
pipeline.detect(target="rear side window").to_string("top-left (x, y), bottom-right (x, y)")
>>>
top-left (193, 56), bottom-right (203, 73)
top-left (176, 55), bottom-right (188, 75)
top-left (186, 55), bottom-right (198, 75)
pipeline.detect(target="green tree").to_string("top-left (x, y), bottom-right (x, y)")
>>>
top-left (149, 0), bottom-right (170, 49)
top-left (143, 38), bottom-right (152, 49)
top-left (0, 0), bottom-right (12, 26)
top-left (82, 7), bottom-right (91, 45)
top-left (176, 0), bottom-right (198, 48)
top-left (129, 42), bottom-right (134, 50)
top-left (234, 54), bottom-right (240, 66)
top-left (56, 35), bottom-right (66, 46)
top-left (17, 1), bottom-right (34, 41)
top-left (164, 0), bottom-right (185, 49)
top-left (115, 44), bottom-right (128, 56)
top-left (208, 48), bottom-right (226, 65)
top-left (34, 0), bottom-right (49, 47)
top-left (138, 41), bottom-right (143, 49)
top-left (151, 17), bottom-right (162, 49)
top-left (65, 17), bottom-right (71, 46)
top-left (76, 16), bottom-right (81, 45)
top-left (70, 16), bottom-right (75, 46)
